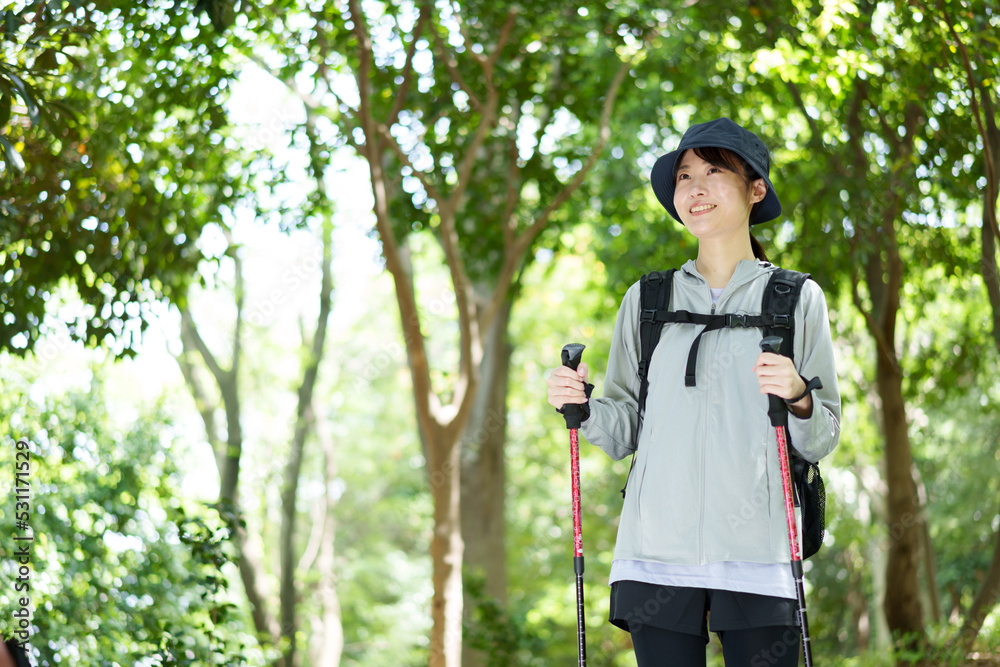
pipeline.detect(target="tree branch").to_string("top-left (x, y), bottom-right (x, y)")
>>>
top-left (500, 105), bottom-right (522, 249)
top-left (279, 111), bottom-right (337, 667)
top-left (925, 0), bottom-right (1000, 242)
top-left (937, 1), bottom-right (990, 160)
top-left (348, 0), bottom-right (441, 436)
top-left (449, 0), bottom-right (486, 69)
top-left (387, 3), bottom-right (432, 129)
top-left (175, 330), bottom-right (224, 471)
top-left (431, 26), bottom-right (481, 110)
top-left (248, 52), bottom-right (357, 122)
top-left (375, 121), bottom-right (446, 204)
top-left (521, 60), bottom-right (629, 250)
top-left (958, 498), bottom-right (1000, 648)
top-left (483, 60), bottom-right (630, 332)
top-left (180, 308), bottom-right (229, 389)
top-left (448, 88), bottom-right (499, 211)
top-left (482, 9), bottom-right (518, 81)
top-left (848, 233), bottom-right (899, 374)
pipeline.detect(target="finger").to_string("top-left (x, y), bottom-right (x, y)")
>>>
top-left (547, 371), bottom-right (584, 391)
top-left (754, 352), bottom-right (788, 368)
top-left (546, 371), bottom-right (586, 395)
top-left (547, 366), bottom-right (580, 383)
top-left (547, 389), bottom-right (588, 408)
top-left (753, 361), bottom-right (785, 379)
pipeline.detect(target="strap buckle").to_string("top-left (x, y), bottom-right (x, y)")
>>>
top-left (726, 313), bottom-right (748, 327)
top-left (772, 314), bottom-right (791, 327)
top-left (641, 309), bottom-right (656, 323)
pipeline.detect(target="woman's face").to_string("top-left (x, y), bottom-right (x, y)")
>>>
top-left (673, 149), bottom-right (766, 242)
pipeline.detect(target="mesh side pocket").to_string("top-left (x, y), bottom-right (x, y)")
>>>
top-left (792, 455), bottom-right (826, 559)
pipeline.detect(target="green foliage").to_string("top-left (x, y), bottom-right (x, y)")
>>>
top-left (320, 274), bottom-right (433, 666)
top-left (0, 357), bottom-right (269, 665)
top-left (463, 572), bottom-right (522, 666)
top-left (248, 0), bottom-right (656, 287)
top-left (0, 2), bottom-right (257, 357)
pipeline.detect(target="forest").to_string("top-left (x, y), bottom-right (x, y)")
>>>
top-left (0, 0), bottom-right (998, 665)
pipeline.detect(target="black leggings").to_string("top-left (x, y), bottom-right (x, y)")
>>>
top-left (630, 623), bottom-right (801, 666)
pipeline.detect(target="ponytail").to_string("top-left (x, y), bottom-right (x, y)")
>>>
top-left (750, 232), bottom-right (768, 262)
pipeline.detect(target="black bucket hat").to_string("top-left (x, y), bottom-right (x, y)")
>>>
top-left (650, 117), bottom-right (782, 226)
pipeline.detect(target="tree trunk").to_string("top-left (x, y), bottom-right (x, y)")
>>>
top-left (956, 76), bottom-right (1000, 651)
top-left (342, 6), bottom-right (627, 663)
top-left (280, 410), bottom-right (306, 667)
top-left (178, 302), bottom-right (284, 659)
top-left (877, 347), bottom-right (925, 642)
top-left (279, 193), bottom-right (334, 667)
top-left (845, 90), bottom-right (926, 652)
top-left (314, 408), bottom-right (344, 666)
top-left (234, 522), bottom-right (283, 647)
top-left (845, 545), bottom-right (871, 651)
top-left (461, 299), bottom-right (512, 667)
top-left (914, 466), bottom-right (941, 624)
top-left (959, 166), bottom-right (1000, 649)
top-left (920, 514), bottom-right (941, 625)
top-left (959, 497), bottom-right (1000, 648)
top-left (427, 433), bottom-right (464, 667)
top-left (984, 214), bottom-right (1000, 348)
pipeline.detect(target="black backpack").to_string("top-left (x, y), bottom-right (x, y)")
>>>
top-left (629, 267), bottom-right (826, 559)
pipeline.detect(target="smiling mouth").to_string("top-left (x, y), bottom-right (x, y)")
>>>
top-left (690, 204), bottom-right (716, 214)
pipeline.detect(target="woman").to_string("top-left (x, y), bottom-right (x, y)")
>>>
top-left (546, 118), bottom-right (840, 665)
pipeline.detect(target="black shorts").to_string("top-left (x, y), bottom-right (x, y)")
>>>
top-left (609, 580), bottom-right (798, 640)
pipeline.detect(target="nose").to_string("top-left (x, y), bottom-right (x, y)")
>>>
top-left (687, 174), bottom-right (708, 197)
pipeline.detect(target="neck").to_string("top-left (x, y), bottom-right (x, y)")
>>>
top-left (695, 238), bottom-right (756, 288)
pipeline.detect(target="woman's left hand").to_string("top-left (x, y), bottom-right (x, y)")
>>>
top-left (753, 352), bottom-right (813, 417)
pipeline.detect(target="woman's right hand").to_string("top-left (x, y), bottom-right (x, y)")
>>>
top-left (545, 362), bottom-right (591, 410)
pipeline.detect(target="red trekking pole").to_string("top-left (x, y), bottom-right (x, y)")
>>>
top-left (558, 343), bottom-right (589, 667)
top-left (760, 336), bottom-right (814, 666)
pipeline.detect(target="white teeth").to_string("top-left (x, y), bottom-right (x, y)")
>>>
top-left (691, 204), bottom-right (715, 213)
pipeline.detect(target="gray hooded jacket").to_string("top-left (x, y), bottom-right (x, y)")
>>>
top-left (581, 259), bottom-right (841, 566)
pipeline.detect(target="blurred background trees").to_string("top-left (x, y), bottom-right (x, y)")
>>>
top-left (1, 0), bottom-right (998, 665)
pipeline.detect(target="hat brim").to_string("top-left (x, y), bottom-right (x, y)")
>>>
top-left (650, 144), bottom-right (782, 226)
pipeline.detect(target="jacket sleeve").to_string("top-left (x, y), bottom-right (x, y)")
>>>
top-left (580, 282), bottom-right (642, 461)
top-left (787, 279), bottom-right (842, 462)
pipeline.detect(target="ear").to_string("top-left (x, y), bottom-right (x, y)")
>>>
top-left (749, 178), bottom-right (767, 204)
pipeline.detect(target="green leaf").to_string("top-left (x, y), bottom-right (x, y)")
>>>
top-left (3, 10), bottom-right (15, 40)
top-left (0, 93), bottom-right (10, 127)
top-left (3, 70), bottom-right (40, 123)
top-left (0, 134), bottom-right (24, 171)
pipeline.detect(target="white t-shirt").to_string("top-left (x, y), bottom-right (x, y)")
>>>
top-left (610, 559), bottom-right (795, 599)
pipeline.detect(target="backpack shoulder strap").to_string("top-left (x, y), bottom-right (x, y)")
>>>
top-left (760, 268), bottom-right (811, 362)
top-left (621, 269), bottom-right (674, 499)
top-left (637, 269), bottom-right (675, 421)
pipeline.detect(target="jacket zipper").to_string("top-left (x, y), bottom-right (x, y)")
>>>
top-left (700, 288), bottom-right (714, 563)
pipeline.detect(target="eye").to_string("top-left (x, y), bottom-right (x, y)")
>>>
top-left (676, 173), bottom-right (690, 181)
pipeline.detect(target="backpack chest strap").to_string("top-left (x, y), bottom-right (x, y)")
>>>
top-left (641, 309), bottom-right (791, 387)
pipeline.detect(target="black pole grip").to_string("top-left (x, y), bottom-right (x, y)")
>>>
top-left (759, 337), bottom-right (789, 428)
top-left (760, 335), bottom-right (782, 355)
top-left (562, 343), bottom-right (586, 371)
top-left (560, 344), bottom-right (587, 430)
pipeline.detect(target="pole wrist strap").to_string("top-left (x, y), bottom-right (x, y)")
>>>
top-left (785, 376), bottom-right (823, 405)
top-left (558, 382), bottom-right (595, 428)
